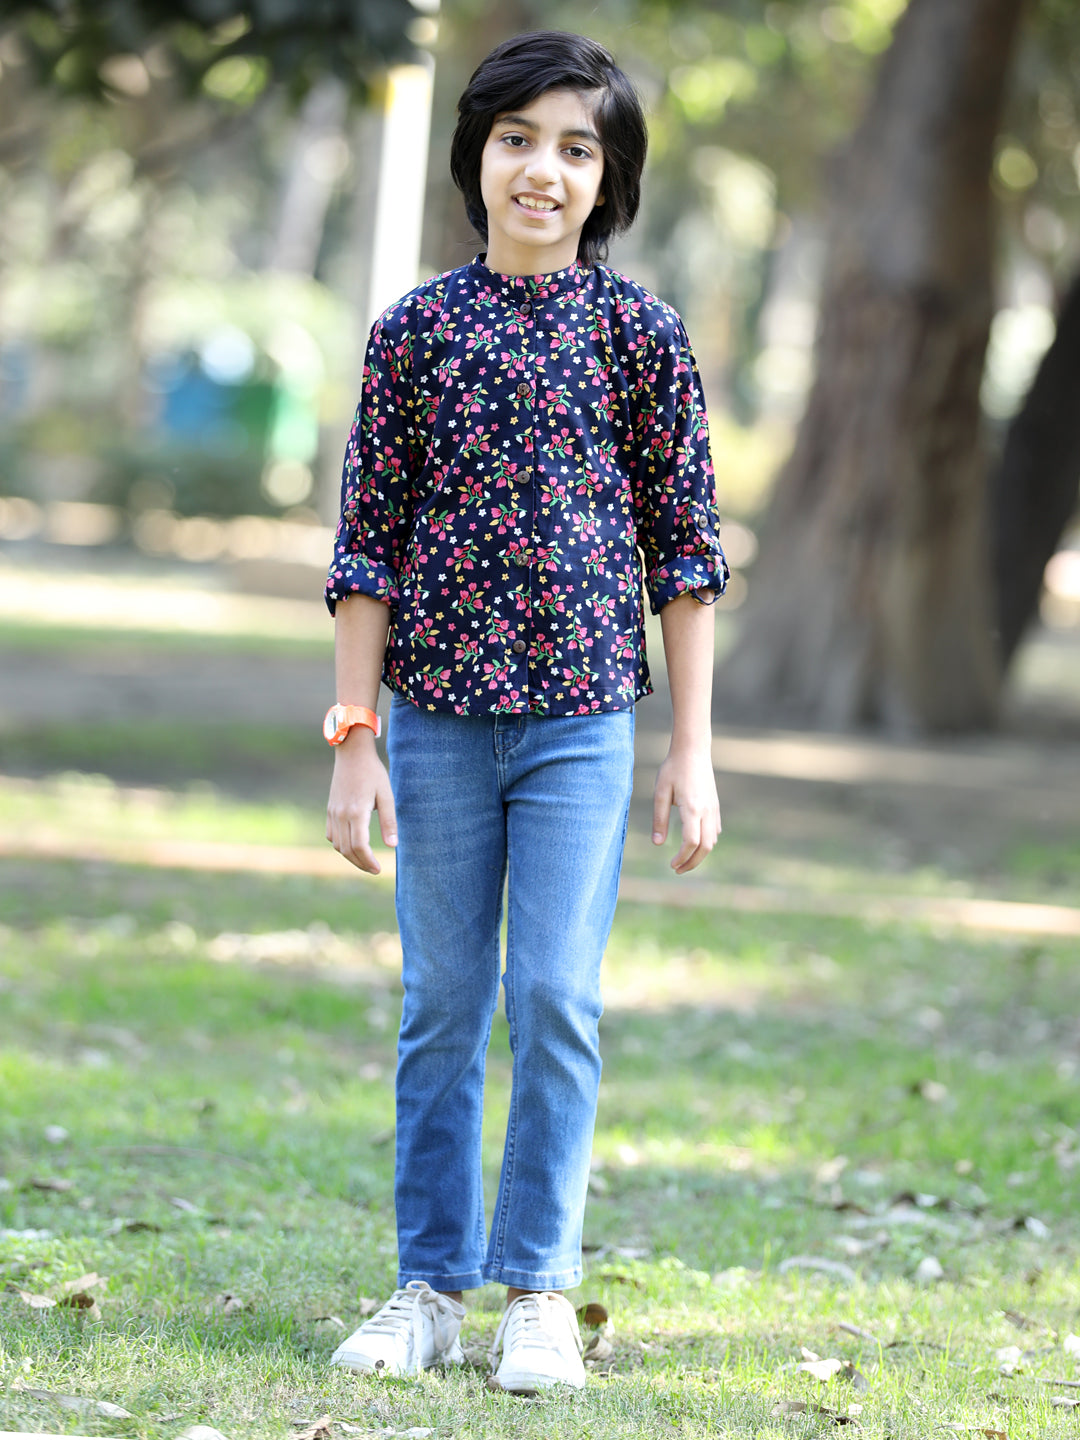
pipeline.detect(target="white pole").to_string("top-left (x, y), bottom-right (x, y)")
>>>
top-left (366, 57), bottom-right (435, 330)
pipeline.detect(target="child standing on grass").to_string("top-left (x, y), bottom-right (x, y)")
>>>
top-left (323, 30), bottom-right (728, 1394)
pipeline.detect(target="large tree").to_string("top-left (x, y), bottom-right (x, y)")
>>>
top-left (718, 0), bottom-right (1029, 732)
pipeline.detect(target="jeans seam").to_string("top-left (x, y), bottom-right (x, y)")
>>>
top-left (489, 880), bottom-right (517, 1271)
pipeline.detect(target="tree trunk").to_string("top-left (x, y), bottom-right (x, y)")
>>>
top-left (991, 268), bottom-right (1080, 668)
top-left (719, 0), bottom-right (1025, 733)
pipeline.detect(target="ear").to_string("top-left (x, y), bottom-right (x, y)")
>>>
top-left (595, 193), bottom-right (606, 206)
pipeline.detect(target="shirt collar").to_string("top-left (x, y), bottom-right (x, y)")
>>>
top-left (468, 255), bottom-right (592, 305)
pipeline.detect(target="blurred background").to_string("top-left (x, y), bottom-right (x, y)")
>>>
top-left (1, 0), bottom-right (1079, 796)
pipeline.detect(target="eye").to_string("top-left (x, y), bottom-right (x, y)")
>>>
top-left (565, 144), bottom-right (593, 160)
top-left (502, 132), bottom-right (528, 148)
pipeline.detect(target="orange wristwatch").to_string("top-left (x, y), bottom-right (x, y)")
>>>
top-left (323, 703), bottom-right (381, 744)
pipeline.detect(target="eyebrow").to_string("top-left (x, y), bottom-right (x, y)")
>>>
top-left (494, 113), bottom-right (602, 146)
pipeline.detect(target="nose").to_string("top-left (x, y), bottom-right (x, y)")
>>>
top-left (523, 145), bottom-right (558, 186)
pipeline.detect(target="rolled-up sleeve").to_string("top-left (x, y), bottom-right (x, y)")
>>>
top-left (632, 315), bottom-right (729, 614)
top-left (324, 309), bottom-right (421, 615)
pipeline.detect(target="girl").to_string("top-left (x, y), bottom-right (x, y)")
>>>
top-left (324, 30), bottom-right (728, 1393)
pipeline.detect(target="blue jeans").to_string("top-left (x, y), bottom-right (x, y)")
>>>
top-left (385, 696), bottom-right (635, 1292)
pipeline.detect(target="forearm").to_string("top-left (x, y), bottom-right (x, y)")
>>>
top-left (652, 591), bottom-right (720, 873)
top-left (334, 593), bottom-right (391, 713)
top-left (660, 591), bottom-right (716, 753)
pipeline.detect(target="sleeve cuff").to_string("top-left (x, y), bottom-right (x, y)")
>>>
top-left (324, 558), bottom-right (399, 616)
top-left (646, 553), bottom-right (730, 616)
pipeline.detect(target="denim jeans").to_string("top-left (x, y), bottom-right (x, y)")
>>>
top-left (385, 696), bottom-right (635, 1292)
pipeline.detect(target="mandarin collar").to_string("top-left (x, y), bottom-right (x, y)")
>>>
top-left (468, 256), bottom-right (591, 306)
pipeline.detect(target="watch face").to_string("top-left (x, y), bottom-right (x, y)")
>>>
top-left (323, 706), bottom-right (339, 742)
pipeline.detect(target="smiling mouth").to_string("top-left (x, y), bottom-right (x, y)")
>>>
top-left (514, 195), bottom-right (561, 213)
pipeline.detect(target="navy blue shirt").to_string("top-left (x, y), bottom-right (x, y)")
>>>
top-left (326, 258), bottom-right (728, 715)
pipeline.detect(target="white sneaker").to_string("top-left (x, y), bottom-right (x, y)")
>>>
top-left (490, 1291), bottom-right (586, 1393)
top-left (330, 1281), bottom-right (465, 1376)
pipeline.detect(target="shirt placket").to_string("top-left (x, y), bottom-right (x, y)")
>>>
top-left (509, 290), bottom-right (538, 702)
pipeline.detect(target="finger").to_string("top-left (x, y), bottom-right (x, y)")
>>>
top-left (344, 814), bottom-right (381, 874)
top-left (652, 782), bottom-right (672, 846)
top-left (376, 781), bottom-right (398, 849)
top-left (671, 806), bottom-right (709, 873)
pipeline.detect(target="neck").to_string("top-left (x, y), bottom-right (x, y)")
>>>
top-left (483, 241), bottom-right (579, 277)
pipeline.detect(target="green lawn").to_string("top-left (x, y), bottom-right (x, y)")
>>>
top-left (2, 813), bottom-right (1079, 1438)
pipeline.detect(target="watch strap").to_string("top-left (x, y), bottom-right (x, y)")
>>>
top-left (325, 704), bottom-right (381, 744)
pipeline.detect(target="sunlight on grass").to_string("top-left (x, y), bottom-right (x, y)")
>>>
top-left (3, 844), bottom-right (1079, 1438)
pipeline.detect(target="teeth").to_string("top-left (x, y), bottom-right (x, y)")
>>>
top-left (516, 196), bottom-right (558, 211)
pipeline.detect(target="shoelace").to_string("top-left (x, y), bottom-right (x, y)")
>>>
top-left (363, 1284), bottom-right (459, 1366)
top-left (490, 1291), bottom-right (581, 1366)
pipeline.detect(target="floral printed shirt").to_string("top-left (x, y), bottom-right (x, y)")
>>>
top-left (325, 257), bottom-right (728, 715)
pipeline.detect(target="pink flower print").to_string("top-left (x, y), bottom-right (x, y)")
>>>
top-left (418, 663), bottom-right (451, 698)
top-left (455, 382), bottom-right (488, 416)
top-left (457, 581), bottom-right (484, 613)
top-left (411, 616), bottom-right (438, 648)
top-left (537, 587), bottom-right (566, 616)
top-left (612, 630), bottom-right (635, 661)
top-left (450, 540), bottom-right (478, 573)
top-left (491, 502), bottom-right (518, 535)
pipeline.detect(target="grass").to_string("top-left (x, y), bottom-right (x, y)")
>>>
top-left (2, 819), bottom-right (1080, 1438)
top-left (2, 617), bottom-right (1080, 1438)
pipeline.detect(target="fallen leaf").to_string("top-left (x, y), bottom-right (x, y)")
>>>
top-left (170, 1196), bottom-right (202, 1213)
top-left (18, 1289), bottom-right (57, 1309)
top-left (578, 1300), bottom-right (609, 1327)
top-left (778, 1256), bottom-right (858, 1283)
top-left (105, 1217), bottom-right (162, 1235)
top-left (583, 1332), bottom-right (615, 1365)
top-left (912, 1079), bottom-right (949, 1103)
top-left (1063, 1334), bottom-right (1080, 1356)
top-left (177, 1427), bottom-right (233, 1440)
top-left (1009, 1215), bottom-right (1051, 1238)
top-left (915, 1256), bottom-right (945, 1283)
top-left (799, 1357), bottom-right (846, 1381)
top-left (293, 1415), bottom-right (333, 1440)
top-left (996, 1344), bottom-right (1024, 1375)
top-left (1051, 1397), bottom-right (1080, 1409)
top-left (63, 1271), bottom-right (106, 1293)
top-left (44, 1124), bottom-right (69, 1144)
top-left (57, 1291), bottom-right (102, 1318)
top-left (17, 1385), bottom-right (133, 1419)
top-left (832, 1235), bottom-right (881, 1257)
top-left (213, 1292), bottom-right (249, 1315)
top-left (29, 1177), bottom-right (74, 1193)
top-left (772, 1398), bottom-right (860, 1424)
top-left (837, 1322), bottom-right (879, 1342)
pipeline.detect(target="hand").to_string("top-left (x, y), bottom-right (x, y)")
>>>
top-left (651, 744), bottom-right (721, 874)
top-left (326, 732), bottom-right (398, 874)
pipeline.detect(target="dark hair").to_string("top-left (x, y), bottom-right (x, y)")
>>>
top-left (450, 31), bottom-right (647, 268)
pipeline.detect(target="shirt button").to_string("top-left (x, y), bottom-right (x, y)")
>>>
top-left (511, 639), bottom-right (527, 655)
top-left (343, 508), bottom-right (357, 523)
top-left (513, 550), bottom-right (532, 567)
top-left (516, 382), bottom-right (532, 399)
top-left (519, 301), bottom-right (532, 318)
top-left (518, 467), bottom-right (533, 482)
